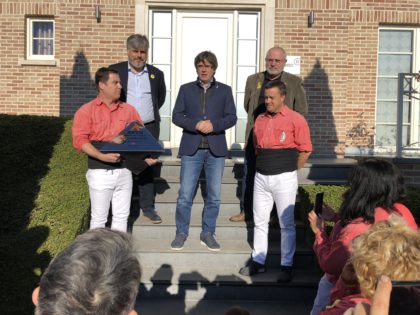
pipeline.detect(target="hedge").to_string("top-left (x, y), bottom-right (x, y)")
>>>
top-left (0, 115), bottom-right (89, 315)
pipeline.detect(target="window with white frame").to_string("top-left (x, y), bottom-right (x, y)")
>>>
top-left (235, 12), bottom-right (260, 143)
top-left (150, 11), bottom-right (172, 141)
top-left (375, 27), bottom-right (420, 150)
top-left (27, 18), bottom-right (55, 60)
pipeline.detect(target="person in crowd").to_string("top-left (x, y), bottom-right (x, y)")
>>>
top-left (170, 51), bottom-right (237, 251)
top-left (320, 217), bottom-right (420, 315)
top-left (32, 228), bottom-right (141, 315)
top-left (238, 80), bottom-right (312, 282)
top-left (72, 67), bottom-right (157, 232)
top-left (230, 46), bottom-right (308, 223)
top-left (110, 34), bottom-right (166, 224)
top-left (308, 158), bottom-right (418, 315)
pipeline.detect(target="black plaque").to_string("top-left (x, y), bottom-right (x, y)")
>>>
top-left (100, 120), bottom-right (164, 153)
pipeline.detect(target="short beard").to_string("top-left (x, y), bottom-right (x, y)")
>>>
top-left (266, 68), bottom-right (282, 78)
top-left (129, 59), bottom-right (145, 71)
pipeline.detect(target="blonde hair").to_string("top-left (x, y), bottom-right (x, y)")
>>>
top-left (351, 216), bottom-right (420, 298)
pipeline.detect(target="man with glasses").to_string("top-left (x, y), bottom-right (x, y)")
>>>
top-left (230, 46), bottom-right (308, 223)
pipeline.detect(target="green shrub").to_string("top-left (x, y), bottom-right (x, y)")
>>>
top-left (0, 115), bottom-right (88, 315)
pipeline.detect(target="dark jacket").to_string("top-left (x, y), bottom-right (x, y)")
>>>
top-left (109, 61), bottom-right (166, 122)
top-left (172, 80), bottom-right (237, 157)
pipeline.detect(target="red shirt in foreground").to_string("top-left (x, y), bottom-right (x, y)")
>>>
top-left (253, 104), bottom-right (312, 152)
top-left (72, 97), bottom-right (142, 151)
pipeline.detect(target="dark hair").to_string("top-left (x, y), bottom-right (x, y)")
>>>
top-left (339, 158), bottom-right (406, 226)
top-left (35, 228), bottom-right (141, 315)
top-left (95, 67), bottom-right (119, 90)
top-left (265, 79), bottom-right (287, 96)
top-left (126, 34), bottom-right (149, 50)
top-left (194, 51), bottom-right (218, 70)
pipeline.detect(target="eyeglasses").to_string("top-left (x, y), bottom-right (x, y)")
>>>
top-left (265, 58), bottom-right (287, 64)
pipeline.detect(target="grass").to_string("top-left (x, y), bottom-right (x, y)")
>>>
top-left (0, 115), bottom-right (89, 315)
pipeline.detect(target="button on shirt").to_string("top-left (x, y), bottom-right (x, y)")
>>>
top-left (253, 105), bottom-right (312, 152)
top-left (72, 97), bottom-right (142, 151)
top-left (127, 64), bottom-right (155, 124)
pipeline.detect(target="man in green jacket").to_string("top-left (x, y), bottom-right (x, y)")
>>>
top-left (230, 46), bottom-right (308, 222)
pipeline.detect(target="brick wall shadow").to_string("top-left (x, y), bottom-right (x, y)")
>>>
top-left (304, 58), bottom-right (338, 158)
top-left (60, 51), bottom-right (97, 117)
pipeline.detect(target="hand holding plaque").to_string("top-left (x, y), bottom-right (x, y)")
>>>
top-left (100, 120), bottom-right (164, 175)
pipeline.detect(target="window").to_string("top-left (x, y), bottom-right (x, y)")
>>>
top-left (235, 12), bottom-right (260, 144)
top-left (375, 27), bottom-right (420, 151)
top-left (27, 18), bottom-right (55, 60)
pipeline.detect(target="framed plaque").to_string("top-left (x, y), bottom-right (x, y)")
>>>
top-left (100, 120), bottom-right (164, 153)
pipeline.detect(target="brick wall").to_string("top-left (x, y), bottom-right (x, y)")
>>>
top-left (0, 0), bottom-right (135, 117)
top-left (275, 0), bottom-right (420, 157)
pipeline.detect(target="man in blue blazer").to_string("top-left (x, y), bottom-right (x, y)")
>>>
top-left (110, 34), bottom-right (166, 224)
top-left (171, 51), bottom-right (237, 251)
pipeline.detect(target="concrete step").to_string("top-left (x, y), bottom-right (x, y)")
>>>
top-left (135, 298), bottom-right (314, 315)
top-left (151, 179), bottom-right (241, 203)
top-left (140, 265), bottom-right (321, 287)
top-left (134, 238), bottom-right (317, 269)
top-left (153, 156), bottom-right (355, 184)
top-left (131, 213), bottom-right (308, 242)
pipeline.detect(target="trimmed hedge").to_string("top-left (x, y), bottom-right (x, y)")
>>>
top-left (0, 115), bottom-right (88, 315)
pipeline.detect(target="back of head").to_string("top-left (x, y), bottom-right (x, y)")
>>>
top-left (351, 216), bottom-right (420, 298)
top-left (35, 228), bottom-right (141, 315)
top-left (339, 158), bottom-right (405, 225)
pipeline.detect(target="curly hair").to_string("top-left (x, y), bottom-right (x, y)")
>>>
top-left (351, 216), bottom-right (420, 298)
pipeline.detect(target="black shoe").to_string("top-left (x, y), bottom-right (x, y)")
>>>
top-left (171, 233), bottom-right (187, 250)
top-left (277, 266), bottom-right (293, 283)
top-left (239, 260), bottom-right (266, 276)
top-left (142, 209), bottom-right (162, 224)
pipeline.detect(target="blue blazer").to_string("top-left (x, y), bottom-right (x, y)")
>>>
top-left (172, 80), bottom-right (237, 157)
top-left (109, 61), bottom-right (166, 122)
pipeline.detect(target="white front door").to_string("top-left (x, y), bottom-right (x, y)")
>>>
top-left (149, 9), bottom-right (261, 149)
top-left (172, 11), bottom-right (234, 147)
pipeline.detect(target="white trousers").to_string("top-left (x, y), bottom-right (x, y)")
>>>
top-left (252, 170), bottom-right (298, 266)
top-left (86, 168), bottom-right (133, 233)
top-left (310, 274), bottom-right (334, 315)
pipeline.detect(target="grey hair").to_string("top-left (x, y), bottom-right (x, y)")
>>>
top-left (126, 34), bottom-right (149, 51)
top-left (35, 228), bottom-right (141, 315)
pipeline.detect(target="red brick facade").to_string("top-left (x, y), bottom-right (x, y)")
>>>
top-left (1, 0), bottom-right (419, 158)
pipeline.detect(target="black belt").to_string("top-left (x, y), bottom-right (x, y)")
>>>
top-left (144, 120), bottom-right (155, 126)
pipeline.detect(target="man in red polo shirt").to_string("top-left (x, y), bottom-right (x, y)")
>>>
top-left (72, 67), bottom-right (157, 233)
top-left (239, 79), bottom-right (312, 282)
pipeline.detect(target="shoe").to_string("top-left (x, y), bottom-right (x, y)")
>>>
top-left (171, 234), bottom-right (187, 250)
top-left (229, 212), bottom-right (245, 222)
top-left (200, 233), bottom-right (221, 251)
top-left (239, 260), bottom-right (266, 276)
top-left (277, 266), bottom-right (293, 283)
top-left (142, 209), bottom-right (162, 224)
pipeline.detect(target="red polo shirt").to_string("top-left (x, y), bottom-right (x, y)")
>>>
top-left (253, 104), bottom-right (312, 152)
top-left (72, 97), bottom-right (142, 151)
